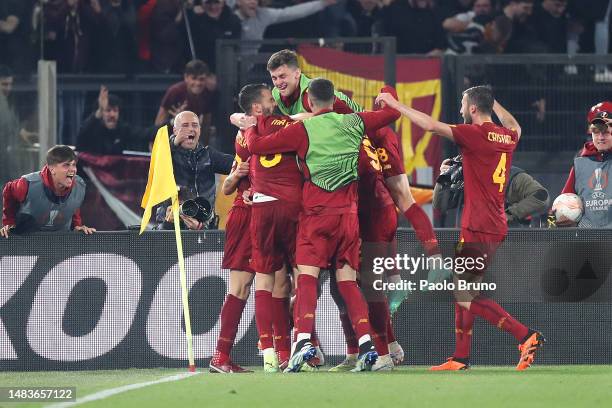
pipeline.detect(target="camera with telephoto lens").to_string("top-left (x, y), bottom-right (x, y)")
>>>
top-left (437, 155), bottom-right (464, 188)
top-left (180, 197), bottom-right (214, 225)
top-left (436, 155), bottom-right (464, 210)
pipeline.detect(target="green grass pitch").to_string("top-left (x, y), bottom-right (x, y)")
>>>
top-left (1, 366), bottom-right (611, 407)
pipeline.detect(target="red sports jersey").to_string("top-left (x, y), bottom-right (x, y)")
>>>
top-left (245, 108), bottom-right (399, 214)
top-left (358, 136), bottom-right (395, 210)
top-left (249, 115), bottom-right (303, 204)
top-left (368, 126), bottom-right (405, 178)
top-left (451, 122), bottom-right (519, 235)
top-left (232, 130), bottom-right (251, 208)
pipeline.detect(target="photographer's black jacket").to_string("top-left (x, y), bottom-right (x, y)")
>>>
top-left (168, 135), bottom-right (233, 207)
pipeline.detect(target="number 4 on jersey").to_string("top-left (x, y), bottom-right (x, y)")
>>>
top-left (492, 152), bottom-right (507, 192)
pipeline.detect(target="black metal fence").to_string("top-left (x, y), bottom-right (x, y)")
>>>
top-left (442, 54), bottom-right (612, 153)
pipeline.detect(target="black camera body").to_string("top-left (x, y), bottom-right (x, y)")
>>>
top-left (180, 197), bottom-right (215, 226)
top-left (436, 155), bottom-right (464, 210)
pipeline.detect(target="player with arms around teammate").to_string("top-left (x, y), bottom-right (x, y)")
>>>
top-left (236, 84), bottom-right (298, 372)
top-left (377, 86), bottom-right (545, 371)
top-left (266, 48), bottom-right (449, 303)
top-left (246, 78), bottom-right (401, 372)
top-left (209, 105), bottom-right (254, 374)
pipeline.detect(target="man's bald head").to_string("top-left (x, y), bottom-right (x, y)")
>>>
top-left (173, 111), bottom-right (201, 150)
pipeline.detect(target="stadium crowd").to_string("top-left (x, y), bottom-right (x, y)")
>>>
top-left (0, 0), bottom-right (610, 75)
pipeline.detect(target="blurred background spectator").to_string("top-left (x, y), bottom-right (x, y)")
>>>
top-left (376, 0), bottom-right (447, 55)
top-left (155, 60), bottom-right (218, 145)
top-left (76, 85), bottom-right (153, 154)
top-left (187, 0), bottom-right (241, 72)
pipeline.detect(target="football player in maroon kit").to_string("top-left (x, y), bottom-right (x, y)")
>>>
top-left (377, 86), bottom-right (545, 371)
top-left (236, 84), bottom-right (301, 372)
top-left (246, 79), bottom-right (401, 372)
top-left (209, 106), bottom-right (254, 374)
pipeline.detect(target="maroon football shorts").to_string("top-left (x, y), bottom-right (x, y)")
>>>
top-left (359, 203), bottom-right (398, 243)
top-left (222, 205), bottom-right (254, 273)
top-left (296, 211), bottom-right (360, 271)
top-left (250, 200), bottom-right (301, 274)
top-left (455, 228), bottom-right (506, 275)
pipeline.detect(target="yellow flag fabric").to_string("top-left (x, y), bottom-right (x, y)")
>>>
top-left (140, 126), bottom-right (177, 233)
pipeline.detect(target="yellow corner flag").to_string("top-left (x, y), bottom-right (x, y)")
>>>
top-left (140, 126), bottom-right (196, 372)
top-left (140, 125), bottom-right (178, 234)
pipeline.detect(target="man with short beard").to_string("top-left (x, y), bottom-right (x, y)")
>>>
top-left (1, 145), bottom-right (95, 237)
top-left (377, 85), bottom-right (544, 371)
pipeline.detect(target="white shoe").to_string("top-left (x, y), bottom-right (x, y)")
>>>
top-left (328, 354), bottom-right (357, 372)
top-left (284, 341), bottom-right (316, 373)
top-left (389, 341), bottom-right (405, 365)
top-left (372, 354), bottom-right (394, 371)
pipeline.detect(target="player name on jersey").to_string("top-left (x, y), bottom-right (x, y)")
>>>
top-left (487, 132), bottom-right (516, 145)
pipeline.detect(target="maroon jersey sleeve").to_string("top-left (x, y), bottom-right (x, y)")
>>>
top-left (72, 209), bottom-right (83, 228)
top-left (561, 167), bottom-right (576, 194)
top-left (232, 131), bottom-right (252, 207)
top-left (357, 107), bottom-right (401, 134)
top-left (2, 177), bottom-right (28, 226)
top-left (245, 118), bottom-right (308, 157)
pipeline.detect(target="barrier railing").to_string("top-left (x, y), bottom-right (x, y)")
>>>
top-left (1, 228), bottom-right (611, 370)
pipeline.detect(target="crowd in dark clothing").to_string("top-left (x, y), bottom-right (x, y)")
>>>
top-left (0, 0), bottom-right (610, 76)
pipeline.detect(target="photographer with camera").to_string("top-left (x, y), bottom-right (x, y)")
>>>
top-left (433, 155), bottom-right (549, 227)
top-left (154, 187), bottom-right (216, 230)
top-left (159, 110), bottom-right (233, 230)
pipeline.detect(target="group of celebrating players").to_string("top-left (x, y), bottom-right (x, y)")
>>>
top-left (208, 49), bottom-right (545, 374)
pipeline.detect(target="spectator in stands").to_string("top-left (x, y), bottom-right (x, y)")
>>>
top-left (188, 0), bottom-right (241, 71)
top-left (530, 0), bottom-right (569, 53)
top-left (0, 65), bottom-right (38, 183)
top-left (502, 0), bottom-right (539, 53)
top-left (560, 109), bottom-right (612, 228)
top-left (433, 156), bottom-right (549, 227)
top-left (443, 0), bottom-right (493, 33)
top-left (235, 0), bottom-right (337, 54)
top-left (437, 0), bottom-right (475, 19)
top-left (48, 0), bottom-right (103, 73)
top-left (0, 0), bottom-right (32, 73)
top-left (92, 0), bottom-right (138, 73)
top-left (156, 110), bottom-right (233, 229)
top-left (76, 85), bottom-right (153, 154)
top-left (443, 0), bottom-right (495, 54)
top-left (150, 0), bottom-right (186, 73)
top-left (154, 60), bottom-right (216, 130)
top-left (1, 145), bottom-right (96, 237)
top-left (343, 0), bottom-right (382, 38)
top-left (376, 0), bottom-right (446, 55)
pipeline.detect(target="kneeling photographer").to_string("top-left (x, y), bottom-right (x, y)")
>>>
top-left (433, 155), bottom-right (550, 227)
top-left (155, 186), bottom-right (218, 230)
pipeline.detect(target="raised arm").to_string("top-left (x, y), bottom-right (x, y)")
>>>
top-left (245, 121), bottom-right (306, 156)
top-left (493, 100), bottom-right (521, 140)
top-left (375, 93), bottom-right (454, 141)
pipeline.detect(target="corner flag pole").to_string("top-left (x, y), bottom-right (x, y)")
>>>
top-left (172, 197), bottom-right (196, 372)
top-left (140, 126), bottom-right (196, 372)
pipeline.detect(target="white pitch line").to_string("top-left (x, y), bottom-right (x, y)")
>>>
top-left (45, 371), bottom-right (201, 408)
